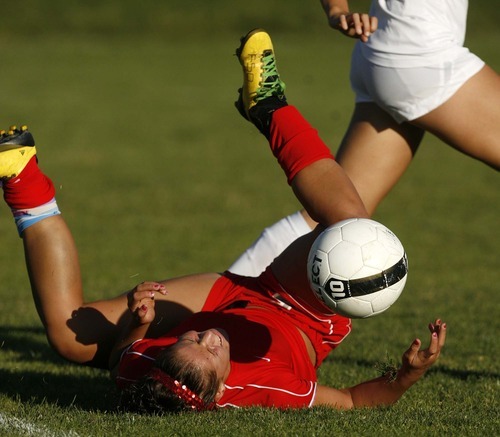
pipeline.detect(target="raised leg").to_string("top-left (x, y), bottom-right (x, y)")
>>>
top-left (1, 128), bottom-right (213, 368)
top-left (235, 30), bottom-right (368, 309)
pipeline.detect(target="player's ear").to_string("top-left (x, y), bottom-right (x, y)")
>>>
top-left (214, 382), bottom-right (226, 402)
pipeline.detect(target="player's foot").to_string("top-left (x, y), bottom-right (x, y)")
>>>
top-left (0, 125), bottom-right (37, 180)
top-left (235, 28), bottom-right (287, 135)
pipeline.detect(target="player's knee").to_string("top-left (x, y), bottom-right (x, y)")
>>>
top-left (45, 329), bottom-right (93, 364)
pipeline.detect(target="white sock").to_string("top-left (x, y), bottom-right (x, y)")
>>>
top-left (228, 211), bottom-right (312, 277)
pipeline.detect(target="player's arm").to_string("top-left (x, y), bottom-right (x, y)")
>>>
top-left (320, 0), bottom-right (378, 42)
top-left (313, 320), bottom-right (447, 408)
top-left (108, 281), bottom-right (166, 374)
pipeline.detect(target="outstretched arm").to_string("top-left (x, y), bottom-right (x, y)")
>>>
top-left (313, 320), bottom-right (447, 408)
top-left (320, 0), bottom-right (378, 42)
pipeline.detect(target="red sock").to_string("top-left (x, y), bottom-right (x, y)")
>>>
top-left (268, 106), bottom-right (334, 184)
top-left (3, 157), bottom-right (56, 209)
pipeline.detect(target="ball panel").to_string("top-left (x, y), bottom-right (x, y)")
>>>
top-left (328, 240), bottom-right (365, 279)
top-left (307, 218), bottom-right (408, 319)
top-left (307, 248), bottom-right (330, 305)
top-left (335, 296), bottom-right (374, 319)
top-left (359, 240), bottom-right (391, 272)
top-left (317, 226), bottom-right (343, 251)
top-left (340, 219), bottom-right (378, 246)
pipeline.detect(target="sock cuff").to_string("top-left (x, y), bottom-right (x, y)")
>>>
top-left (13, 198), bottom-right (61, 236)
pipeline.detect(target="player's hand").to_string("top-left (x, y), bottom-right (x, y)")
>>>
top-left (399, 319), bottom-right (447, 384)
top-left (330, 12), bottom-right (378, 42)
top-left (127, 281), bottom-right (167, 325)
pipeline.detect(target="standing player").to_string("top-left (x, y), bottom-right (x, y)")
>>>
top-left (229, 0), bottom-right (500, 278)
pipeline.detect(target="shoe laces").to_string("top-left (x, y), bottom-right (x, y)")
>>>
top-left (255, 50), bottom-right (286, 102)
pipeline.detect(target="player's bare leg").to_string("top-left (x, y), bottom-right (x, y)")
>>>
top-left (21, 216), bottom-right (118, 365)
top-left (336, 103), bottom-right (424, 216)
top-left (412, 64), bottom-right (500, 170)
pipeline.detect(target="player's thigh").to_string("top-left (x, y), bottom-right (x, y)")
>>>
top-left (336, 103), bottom-right (424, 215)
top-left (413, 65), bottom-right (500, 170)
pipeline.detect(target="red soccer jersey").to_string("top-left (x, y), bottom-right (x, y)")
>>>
top-left (116, 269), bottom-right (351, 408)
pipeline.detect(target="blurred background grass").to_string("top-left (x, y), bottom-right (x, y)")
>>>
top-left (0, 0), bottom-right (498, 39)
top-left (0, 1), bottom-right (498, 435)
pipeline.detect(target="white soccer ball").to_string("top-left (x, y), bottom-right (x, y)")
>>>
top-left (307, 218), bottom-right (408, 319)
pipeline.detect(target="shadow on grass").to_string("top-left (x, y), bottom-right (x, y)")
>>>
top-left (427, 365), bottom-right (500, 381)
top-left (0, 368), bottom-right (119, 411)
top-left (330, 355), bottom-right (500, 381)
top-left (0, 326), bottom-right (61, 364)
top-left (0, 325), bottom-right (118, 411)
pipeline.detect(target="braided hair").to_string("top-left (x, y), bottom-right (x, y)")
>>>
top-left (119, 344), bottom-right (219, 414)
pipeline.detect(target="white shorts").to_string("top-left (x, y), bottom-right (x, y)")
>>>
top-left (350, 43), bottom-right (485, 123)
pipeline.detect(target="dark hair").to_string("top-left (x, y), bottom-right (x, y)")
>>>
top-left (119, 344), bottom-right (220, 414)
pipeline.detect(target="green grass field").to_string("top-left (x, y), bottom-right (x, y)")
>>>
top-left (0, 1), bottom-right (499, 435)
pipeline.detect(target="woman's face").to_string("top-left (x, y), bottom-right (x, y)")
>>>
top-left (174, 328), bottom-right (231, 382)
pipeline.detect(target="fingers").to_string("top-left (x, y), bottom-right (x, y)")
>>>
top-left (127, 281), bottom-right (167, 312)
top-left (400, 319), bottom-right (447, 383)
top-left (338, 14), bottom-right (350, 31)
top-left (404, 337), bottom-right (422, 363)
top-left (126, 282), bottom-right (167, 325)
top-left (137, 281), bottom-right (167, 295)
top-left (408, 319), bottom-right (447, 361)
top-left (417, 319), bottom-right (447, 365)
top-left (337, 13), bottom-right (378, 40)
top-left (136, 303), bottom-right (150, 320)
top-left (351, 13), bottom-right (378, 37)
top-left (427, 319), bottom-right (447, 352)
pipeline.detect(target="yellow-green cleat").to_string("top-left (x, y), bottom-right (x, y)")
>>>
top-left (0, 125), bottom-right (37, 180)
top-left (235, 28), bottom-right (287, 135)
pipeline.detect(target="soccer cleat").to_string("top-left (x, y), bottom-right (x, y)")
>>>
top-left (0, 125), bottom-right (37, 180)
top-left (235, 28), bottom-right (287, 135)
